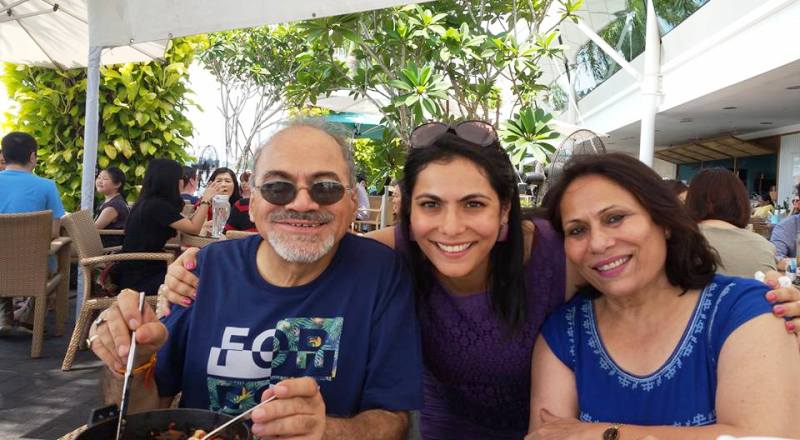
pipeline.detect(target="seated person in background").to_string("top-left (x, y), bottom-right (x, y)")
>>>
top-left (528, 153), bottom-right (800, 439)
top-left (0, 132), bottom-right (65, 333)
top-left (770, 183), bottom-right (800, 269)
top-left (663, 178), bottom-right (688, 202)
top-left (179, 166), bottom-right (199, 204)
top-left (752, 194), bottom-right (775, 218)
top-left (115, 159), bottom-right (219, 295)
top-left (88, 120), bottom-right (422, 439)
top-left (685, 168), bottom-right (776, 277)
top-left (239, 170), bottom-right (252, 199)
top-left (355, 174), bottom-right (370, 221)
top-left (790, 195), bottom-right (800, 216)
top-left (94, 166), bottom-right (130, 248)
top-left (195, 167), bottom-right (255, 234)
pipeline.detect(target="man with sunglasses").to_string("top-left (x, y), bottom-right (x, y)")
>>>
top-left (89, 120), bottom-right (422, 439)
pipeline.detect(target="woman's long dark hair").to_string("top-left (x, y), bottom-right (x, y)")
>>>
top-left (132, 158), bottom-right (184, 216)
top-left (400, 132), bottom-right (527, 330)
top-left (208, 167), bottom-right (241, 204)
top-left (544, 153), bottom-right (718, 297)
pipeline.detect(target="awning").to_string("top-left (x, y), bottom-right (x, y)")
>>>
top-left (324, 112), bottom-right (385, 140)
top-left (88, 0), bottom-right (433, 47)
top-left (654, 135), bottom-right (776, 164)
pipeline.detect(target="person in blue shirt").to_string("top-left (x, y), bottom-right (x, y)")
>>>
top-left (87, 120), bottom-right (423, 440)
top-left (0, 132), bottom-right (65, 334)
top-left (528, 154), bottom-right (800, 439)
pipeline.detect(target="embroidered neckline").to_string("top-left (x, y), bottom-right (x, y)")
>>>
top-left (583, 283), bottom-right (714, 391)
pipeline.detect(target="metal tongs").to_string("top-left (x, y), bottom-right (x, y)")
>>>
top-left (199, 395), bottom-right (278, 440)
top-left (115, 291), bottom-right (147, 440)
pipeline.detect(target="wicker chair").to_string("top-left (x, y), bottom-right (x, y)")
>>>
top-left (0, 210), bottom-right (71, 358)
top-left (224, 230), bottom-right (258, 240)
top-left (352, 195), bottom-right (384, 232)
top-left (60, 210), bottom-right (174, 371)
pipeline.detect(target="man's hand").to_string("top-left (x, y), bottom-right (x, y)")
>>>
top-left (251, 377), bottom-right (326, 440)
top-left (763, 270), bottom-right (800, 334)
top-left (160, 248), bottom-right (201, 316)
top-left (89, 289), bottom-right (167, 372)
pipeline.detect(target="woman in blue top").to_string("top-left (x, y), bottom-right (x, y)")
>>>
top-left (528, 153), bottom-right (800, 439)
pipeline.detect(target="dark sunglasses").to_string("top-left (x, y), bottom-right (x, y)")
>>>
top-left (256, 180), bottom-right (350, 206)
top-left (410, 120), bottom-right (498, 148)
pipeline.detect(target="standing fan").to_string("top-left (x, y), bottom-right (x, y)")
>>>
top-left (540, 129), bottom-right (606, 202)
top-left (197, 145), bottom-right (219, 184)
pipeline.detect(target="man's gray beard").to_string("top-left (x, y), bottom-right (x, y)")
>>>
top-left (267, 230), bottom-right (336, 263)
top-left (265, 210), bottom-right (337, 263)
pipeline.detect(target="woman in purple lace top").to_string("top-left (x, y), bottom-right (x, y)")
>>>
top-left (366, 122), bottom-right (573, 439)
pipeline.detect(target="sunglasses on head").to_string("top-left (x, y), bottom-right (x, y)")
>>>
top-left (410, 120), bottom-right (498, 149)
top-left (256, 180), bottom-right (350, 206)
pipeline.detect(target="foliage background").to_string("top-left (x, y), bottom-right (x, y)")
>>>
top-left (1, 37), bottom-right (205, 211)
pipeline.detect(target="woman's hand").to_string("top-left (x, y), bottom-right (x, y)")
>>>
top-left (159, 248), bottom-right (201, 317)
top-left (200, 182), bottom-right (220, 203)
top-left (525, 410), bottom-right (599, 440)
top-left (763, 270), bottom-right (800, 336)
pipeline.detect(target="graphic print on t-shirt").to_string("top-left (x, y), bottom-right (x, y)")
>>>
top-left (206, 317), bottom-right (343, 414)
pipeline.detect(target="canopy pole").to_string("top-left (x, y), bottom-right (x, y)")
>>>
top-left (80, 46), bottom-right (101, 211)
top-left (77, 45), bottom-right (102, 320)
top-left (638, 0), bottom-right (661, 166)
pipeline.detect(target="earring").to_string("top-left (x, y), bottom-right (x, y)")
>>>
top-left (497, 223), bottom-right (509, 242)
top-left (665, 229), bottom-right (671, 240)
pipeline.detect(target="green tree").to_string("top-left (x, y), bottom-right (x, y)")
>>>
top-left (199, 25), bottom-right (310, 171)
top-left (2, 37), bottom-right (204, 211)
top-left (286, 0), bottom-right (582, 167)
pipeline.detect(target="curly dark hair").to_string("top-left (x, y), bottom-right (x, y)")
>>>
top-left (544, 153), bottom-right (718, 297)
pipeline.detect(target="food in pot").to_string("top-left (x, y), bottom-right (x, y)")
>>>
top-left (147, 422), bottom-right (240, 440)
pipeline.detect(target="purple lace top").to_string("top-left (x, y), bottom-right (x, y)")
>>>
top-left (396, 218), bottom-right (566, 439)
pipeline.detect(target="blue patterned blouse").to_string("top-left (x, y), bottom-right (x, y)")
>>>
top-left (540, 274), bottom-right (772, 427)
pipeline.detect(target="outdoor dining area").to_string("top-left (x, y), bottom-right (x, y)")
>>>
top-left (2, 0), bottom-right (800, 439)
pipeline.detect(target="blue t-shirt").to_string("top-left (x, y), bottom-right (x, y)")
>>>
top-left (540, 274), bottom-right (771, 427)
top-left (156, 233), bottom-right (423, 417)
top-left (0, 170), bottom-right (65, 218)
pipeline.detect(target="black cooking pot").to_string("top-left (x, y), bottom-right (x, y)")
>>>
top-left (75, 405), bottom-right (251, 440)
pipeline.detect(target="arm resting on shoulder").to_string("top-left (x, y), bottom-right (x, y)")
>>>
top-left (364, 226), bottom-right (396, 249)
top-left (325, 410), bottom-right (408, 440)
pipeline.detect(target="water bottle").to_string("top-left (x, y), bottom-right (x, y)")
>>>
top-left (211, 195), bottom-right (230, 238)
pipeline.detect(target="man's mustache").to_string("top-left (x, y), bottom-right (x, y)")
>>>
top-left (269, 210), bottom-right (334, 223)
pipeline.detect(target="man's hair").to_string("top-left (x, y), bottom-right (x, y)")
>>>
top-left (1, 132), bottom-right (38, 165)
top-left (252, 118), bottom-right (357, 187)
top-left (181, 166), bottom-right (197, 185)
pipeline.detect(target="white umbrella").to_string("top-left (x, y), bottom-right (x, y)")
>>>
top-left (0, 0), bottom-right (165, 69)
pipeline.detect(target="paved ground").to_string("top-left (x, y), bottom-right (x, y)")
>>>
top-left (0, 292), bottom-right (104, 440)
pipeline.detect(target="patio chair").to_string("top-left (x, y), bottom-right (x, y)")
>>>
top-left (0, 210), bottom-right (71, 358)
top-left (60, 210), bottom-right (174, 371)
top-left (352, 195), bottom-right (383, 232)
